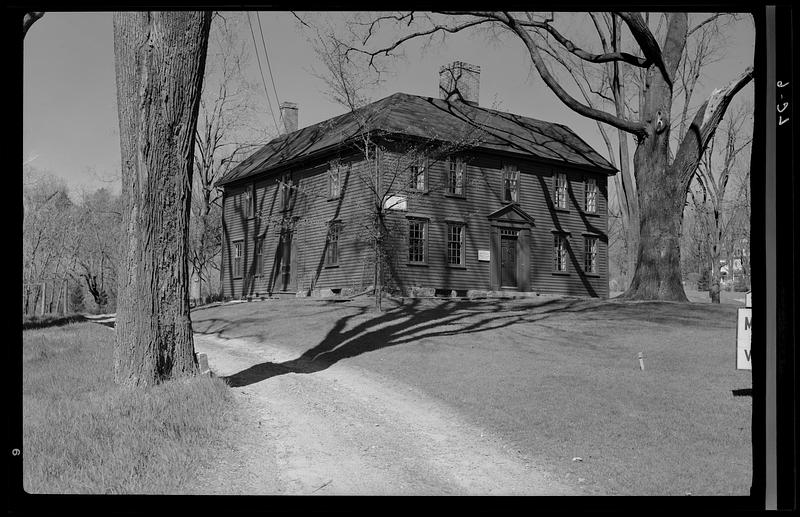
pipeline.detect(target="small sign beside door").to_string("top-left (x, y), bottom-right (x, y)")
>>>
top-left (477, 250), bottom-right (490, 261)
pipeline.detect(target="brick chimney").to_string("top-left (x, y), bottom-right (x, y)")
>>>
top-left (439, 61), bottom-right (480, 106)
top-left (280, 101), bottom-right (298, 134)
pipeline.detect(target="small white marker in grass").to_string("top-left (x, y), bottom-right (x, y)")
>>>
top-left (638, 352), bottom-right (645, 371)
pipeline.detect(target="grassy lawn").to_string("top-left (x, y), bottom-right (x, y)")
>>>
top-left (192, 292), bottom-right (752, 496)
top-left (22, 323), bottom-right (236, 494)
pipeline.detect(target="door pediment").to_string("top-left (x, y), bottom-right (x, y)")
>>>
top-left (487, 204), bottom-right (536, 226)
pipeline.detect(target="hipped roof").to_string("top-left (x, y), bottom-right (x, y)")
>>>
top-left (218, 92), bottom-right (617, 186)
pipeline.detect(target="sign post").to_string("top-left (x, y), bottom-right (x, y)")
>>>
top-left (736, 291), bottom-right (752, 370)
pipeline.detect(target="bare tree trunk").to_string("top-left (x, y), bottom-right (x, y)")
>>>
top-left (625, 144), bottom-right (690, 301)
top-left (709, 242), bottom-right (721, 303)
top-left (623, 41), bottom-right (689, 301)
top-left (113, 11), bottom-right (211, 387)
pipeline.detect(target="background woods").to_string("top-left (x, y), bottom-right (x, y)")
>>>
top-left (22, 166), bottom-right (121, 316)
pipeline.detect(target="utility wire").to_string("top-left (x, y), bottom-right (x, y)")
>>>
top-left (256, 12), bottom-right (283, 127)
top-left (247, 11), bottom-right (280, 134)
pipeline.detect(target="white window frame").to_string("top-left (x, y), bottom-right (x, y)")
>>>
top-left (233, 240), bottom-right (243, 279)
top-left (554, 234), bottom-right (568, 272)
top-left (325, 222), bottom-right (341, 267)
top-left (329, 163), bottom-right (343, 199)
top-left (503, 163), bottom-right (520, 203)
top-left (447, 157), bottom-right (466, 196)
top-left (446, 223), bottom-right (466, 266)
top-left (585, 177), bottom-right (597, 214)
top-left (584, 236), bottom-right (598, 273)
top-left (554, 172), bottom-right (568, 209)
top-left (408, 218), bottom-right (428, 264)
top-left (410, 157), bottom-right (427, 191)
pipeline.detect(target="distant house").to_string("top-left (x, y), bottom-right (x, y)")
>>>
top-left (217, 61), bottom-right (618, 299)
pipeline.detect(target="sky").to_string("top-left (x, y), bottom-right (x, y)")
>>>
top-left (22, 11), bottom-right (755, 199)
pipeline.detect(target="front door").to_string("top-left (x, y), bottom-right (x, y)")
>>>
top-left (501, 236), bottom-right (517, 288)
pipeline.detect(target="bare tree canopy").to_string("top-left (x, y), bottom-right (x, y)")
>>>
top-left (323, 11), bottom-right (753, 300)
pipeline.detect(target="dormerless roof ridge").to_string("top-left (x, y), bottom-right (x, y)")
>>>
top-left (218, 92), bottom-right (617, 186)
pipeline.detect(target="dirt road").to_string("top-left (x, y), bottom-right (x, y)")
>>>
top-left (191, 332), bottom-right (575, 496)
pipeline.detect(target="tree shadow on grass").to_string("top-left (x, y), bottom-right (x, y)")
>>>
top-left (221, 297), bottom-right (591, 387)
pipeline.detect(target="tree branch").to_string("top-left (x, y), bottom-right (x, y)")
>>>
top-left (511, 13), bottom-right (649, 68)
top-left (673, 66), bottom-right (754, 189)
top-left (347, 16), bottom-right (495, 71)
top-left (500, 12), bottom-right (647, 137)
top-left (616, 12), bottom-right (672, 86)
top-left (688, 13), bottom-right (726, 36)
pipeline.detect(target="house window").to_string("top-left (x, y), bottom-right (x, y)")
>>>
top-left (410, 157), bottom-right (427, 191)
top-left (255, 236), bottom-right (264, 275)
top-left (503, 164), bottom-right (519, 203)
top-left (329, 163), bottom-right (343, 199)
top-left (447, 157), bottom-right (465, 196)
top-left (326, 222), bottom-right (341, 267)
top-left (553, 234), bottom-right (568, 272)
top-left (278, 173), bottom-right (293, 211)
top-left (584, 236), bottom-right (598, 274)
top-left (554, 172), bottom-right (568, 209)
top-left (585, 177), bottom-right (598, 213)
top-left (233, 240), bottom-right (243, 278)
top-left (408, 219), bottom-right (427, 264)
top-left (244, 184), bottom-right (254, 218)
top-left (446, 224), bottom-right (465, 266)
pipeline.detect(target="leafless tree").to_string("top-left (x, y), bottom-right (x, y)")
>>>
top-left (113, 11), bottom-right (211, 387)
top-left (74, 188), bottom-right (122, 312)
top-left (22, 167), bottom-right (78, 315)
top-left (191, 12), bottom-right (272, 302)
top-left (334, 11), bottom-right (753, 301)
top-left (308, 23), bottom-right (489, 309)
top-left (684, 104), bottom-right (752, 301)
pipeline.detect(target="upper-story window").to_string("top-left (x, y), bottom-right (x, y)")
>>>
top-left (447, 157), bottom-right (465, 196)
top-left (279, 172), bottom-right (293, 211)
top-left (243, 184), bottom-right (254, 218)
top-left (554, 172), bottom-right (568, 209)
top-left (329, 163), bottom-right (343, 199)
top-left (584, 177), bottom-right (597, 214)
top-left (409, 157), bottom-right (427, 191)
top-left (503, 163), bottom-right (520, 203)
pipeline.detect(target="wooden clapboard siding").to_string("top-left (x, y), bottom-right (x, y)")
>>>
top-left (221, 149), bottom-right (376, 298)
top-left (222, 145), bottom-right (610, 299)
top-left (378, 149), bottom-right (609, 297)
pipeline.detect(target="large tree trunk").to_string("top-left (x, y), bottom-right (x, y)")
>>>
top-left (113, 11), bottom-right (211, 387)
top-left (625, 143), bottom-right (690, 301)
top-left (622, 57), bottom-right (690, 302)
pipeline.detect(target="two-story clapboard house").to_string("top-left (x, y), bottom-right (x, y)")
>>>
top-left (217, 62), bottom-right (617, 299)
